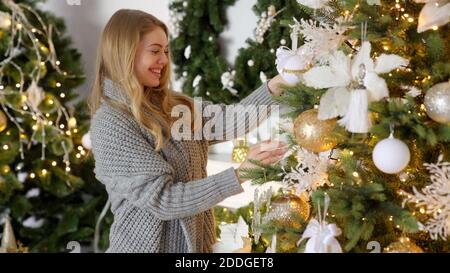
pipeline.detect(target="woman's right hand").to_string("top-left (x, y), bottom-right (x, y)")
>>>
top-left (235, 140), bottom-right (288, 184)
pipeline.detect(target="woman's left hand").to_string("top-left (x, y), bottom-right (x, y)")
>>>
top-left (268, 75), bottom-right (290, 96)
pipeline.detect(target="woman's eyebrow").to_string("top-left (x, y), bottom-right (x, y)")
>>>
top-left (147, 43), bottom-right (169, 48)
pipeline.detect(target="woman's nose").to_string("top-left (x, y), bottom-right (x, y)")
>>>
top-left (158, 53), bottom-right (169, 65)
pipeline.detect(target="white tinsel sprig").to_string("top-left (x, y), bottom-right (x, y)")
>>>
top-left (281, 147), bottom-right (330, 194)
top-left (402, 154), bottom-right (450, 240)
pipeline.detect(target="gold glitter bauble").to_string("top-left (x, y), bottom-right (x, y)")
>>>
top-left (0, 110), bottom-right (7, 133)
top-left (231, 138), bottom-right (249, 163)
top-left (384, 237), bottom-right (424, 253)
top-left (268, 193), bottom-right (310, 229)
top-left (293, 109), bottom-right (337, 153)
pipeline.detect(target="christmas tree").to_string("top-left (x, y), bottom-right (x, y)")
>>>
top-left (169, 0), bottom-right (311, 104)
top-left (238, 0), bottom-right (450, 253)
top-left (0, 0), bottom-right (110, 252)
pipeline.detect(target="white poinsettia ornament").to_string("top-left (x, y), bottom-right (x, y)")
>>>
top-left (414, 0), bottom-right (450, 33)
top-left (303, 41), bottom-right (409, 133)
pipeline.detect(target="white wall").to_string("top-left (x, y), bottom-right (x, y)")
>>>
top-left (39, 0), bottom-right (257, 98)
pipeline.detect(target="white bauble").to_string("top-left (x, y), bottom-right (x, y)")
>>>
top-left (424, 81), bottom-right (450, 124)
top-left (279, 55), bottom-right (305, 85)
top-left (82, 132), bottom-right (92, 150)
top-left (372, 136), bottom-right (410, 174)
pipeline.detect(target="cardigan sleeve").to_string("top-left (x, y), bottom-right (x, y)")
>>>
top-left (90, 106), bottom-right (243, 221)
top-left (201, 81), bottom-right (280, 145)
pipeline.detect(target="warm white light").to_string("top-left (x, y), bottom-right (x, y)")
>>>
top-left (16, 83), bottom-right (21, 88)
top-left (30, 173), bottom-right (36, 179)
top-left (51, 161), bottom-right (57, 166)
top-left (60, 93), bottom-right (66, 98)
top-left (56, 82), bottom-right (61, 88)
top-left (2, 144), bottom-right (9, 150)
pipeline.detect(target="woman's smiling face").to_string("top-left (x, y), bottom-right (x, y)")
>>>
top-left (134, 27), bottom-right (169, 88)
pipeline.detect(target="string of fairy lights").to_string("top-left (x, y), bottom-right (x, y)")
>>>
top-left (0, 0), bottom-right (88, 184)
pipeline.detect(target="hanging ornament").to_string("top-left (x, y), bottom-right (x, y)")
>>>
top-left (231, 137), bottom-right (249, 163)
top-left (0, 110), bottom-right (7, 132)
top-left (424, 81), bottom-right (450, 124)
top-left (338, 64), bottom-right (371, 133)
top-left (415, 0), bottom-right (450, 33)
top-left (297, 195), bottom-right (342, 253)
top-left (293, 109), bottom-right (338, 153)
top-left (81, 131), bottom-right (92, 150)
top-left (303, 40), bottom-right (408, 133)
top-left (264, 191), bottom-right (310, 230)
top-left (275, 19), bottom-right (314, 85)
top-left (26, 80), bottom-right (45, 111)
top-left (0, 216), bottom-right (17, 253)
top-left (372, 132), bottom-right (410, 174)
top-left (384, 237), bottom-right (424, 253)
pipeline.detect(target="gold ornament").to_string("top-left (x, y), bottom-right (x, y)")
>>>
top-left (232, 137), bottom-right (249, 163)
top-left (0, 110), bottom-right (7, 132)
top-left (0, 217), bottom-right (18, 253)
top-left (267, 192), bottom-right (310, 230)
top-left (384, 237), bottom-right (424, 253)
top-left (293, 109), bottom-right (338, 153)
top-left (1, 165), bottom-right (10, 175)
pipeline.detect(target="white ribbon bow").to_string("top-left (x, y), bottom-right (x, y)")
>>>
top-left (297, 195), bottom-right (342, 253)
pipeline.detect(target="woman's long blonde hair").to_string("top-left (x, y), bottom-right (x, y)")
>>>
top-left (89, 9), bottom-right (197, 151)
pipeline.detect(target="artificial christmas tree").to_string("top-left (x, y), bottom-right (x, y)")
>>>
top-left (0, 0), bottom-right (110, 252)
top-left (238, 0), bottom-right (449, 253)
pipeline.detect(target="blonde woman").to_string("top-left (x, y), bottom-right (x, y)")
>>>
top-left (89, 9), bottom-right (288, 253)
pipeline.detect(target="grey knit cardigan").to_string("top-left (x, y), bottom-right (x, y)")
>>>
top-left (90, 78), bottom-right (278, 253)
